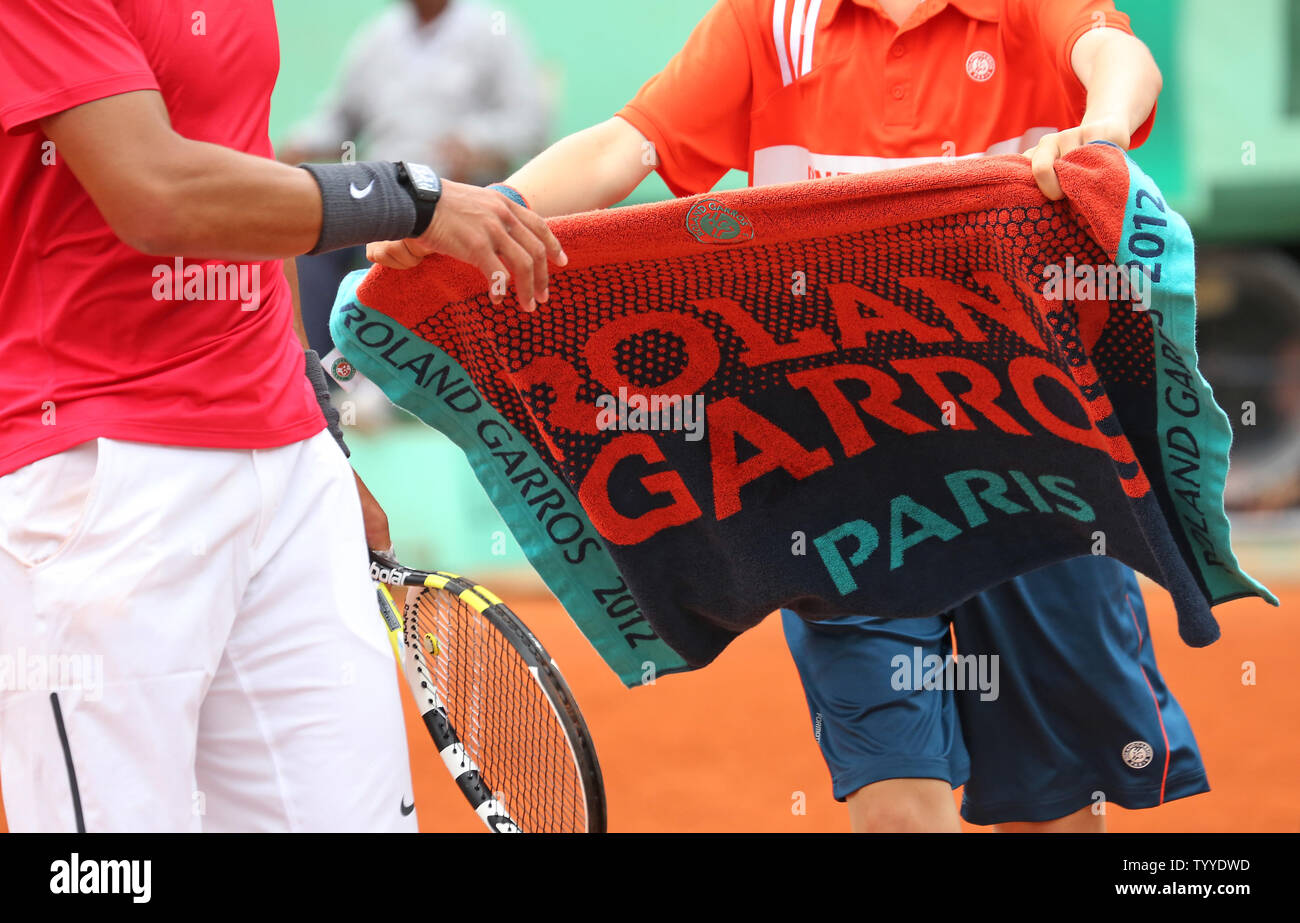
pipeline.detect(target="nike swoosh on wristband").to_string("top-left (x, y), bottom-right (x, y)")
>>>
top-left (401, 797), bottom-right (415, 816)
top-left (350, 180), bottom-right (375, 199)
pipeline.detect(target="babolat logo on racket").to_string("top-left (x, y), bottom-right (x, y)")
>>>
top-left (685, 198), bottom-right (754, 244)
top-left (369, 561), bottom-right (410, 586)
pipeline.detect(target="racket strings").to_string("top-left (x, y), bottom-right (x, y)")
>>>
top-left (411, 588), bottom-right (587, 833)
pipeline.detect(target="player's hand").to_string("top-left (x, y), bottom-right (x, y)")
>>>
top-left (353, 470), bottom-right (413, 612)
top-left (1023, 115), bottom-right (1132, 201)
top-left (365, 180), bottom-right (567, 312)
top-left (353, 469), bottom-right (392, 553)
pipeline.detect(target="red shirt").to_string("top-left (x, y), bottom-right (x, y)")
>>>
top-left (0, 0), bottom-right (321, 477)
top-left (619, 0), bottom-right (1153, 195)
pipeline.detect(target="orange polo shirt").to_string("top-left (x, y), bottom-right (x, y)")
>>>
top-left (618, 0), bottom-right (1154, 196)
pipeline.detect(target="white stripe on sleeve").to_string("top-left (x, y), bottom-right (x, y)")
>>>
top-left (801, 0), bottom-right (824, 76)
top-left (789, 0), bottom-right (808, 78)
top-left (773, 0), bottom-right (794, 86)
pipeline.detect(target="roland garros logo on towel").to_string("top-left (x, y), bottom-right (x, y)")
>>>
top-left (685, 199), bottom-right (754, 244)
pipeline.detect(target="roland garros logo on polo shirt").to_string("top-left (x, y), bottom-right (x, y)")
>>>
top-left (966, 50), bottom-right (996, 82)
top-left (685, 198), bottom-right (755, 244)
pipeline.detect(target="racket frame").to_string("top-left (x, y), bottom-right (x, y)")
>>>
top-left (371, 553), bottom-right (607, 833)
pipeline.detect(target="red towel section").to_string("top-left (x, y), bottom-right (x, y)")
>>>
top-left (335, 142), bottom-right (1273, 686)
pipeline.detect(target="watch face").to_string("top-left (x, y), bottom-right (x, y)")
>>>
top-left (405, 162), bottom-right (441, 199)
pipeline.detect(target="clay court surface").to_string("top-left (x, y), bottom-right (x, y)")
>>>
top-left (2, 580), bottom-right (1295, 833)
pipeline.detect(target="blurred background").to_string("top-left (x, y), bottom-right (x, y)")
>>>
top-left (265, 0), bottom-right (1297, 832)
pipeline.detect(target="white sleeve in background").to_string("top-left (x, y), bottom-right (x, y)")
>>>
top-left (454, 16), bottom-right (551, 164)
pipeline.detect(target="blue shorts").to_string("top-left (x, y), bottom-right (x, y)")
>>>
top-left (781, 556), bottom-right (1209, 824)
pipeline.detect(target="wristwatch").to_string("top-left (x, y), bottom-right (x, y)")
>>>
top-left (397, 161), bottom-right (442, 235)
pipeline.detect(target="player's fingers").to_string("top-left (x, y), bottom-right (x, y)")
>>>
top-left (469, 245), bottom-right (510, 304)
top-left (392, 239), bottom-right (430, 270)
top-left (501, 210), bottom-right (551, 305)
top-left (402, 238), bottom-right (436, 268)
top-left (510, 201), bottom-right (567, 267)
top-left (492, 229), bottom-right (538, 311)
top-left (1031, 136), bottom-right (1065, 201)
top-left (1052, 126), bottom-right (1085, 160)
top-left (366, 240), bottom-right (419, 269)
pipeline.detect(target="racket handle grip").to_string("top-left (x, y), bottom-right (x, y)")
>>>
top-left (304, 349), bottom-right (350, 458)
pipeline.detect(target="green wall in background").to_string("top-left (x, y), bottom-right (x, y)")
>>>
top-left (1180, 0), bottom-right (1300, 239)
top-left (1120, 0), bottom-right (1187, 207)
top-left (271, 0), bottom-right (742, 203)
top-left (270, 0), bottom-right (380, 137)
top-left (272, 0), bottom-right (711, 140)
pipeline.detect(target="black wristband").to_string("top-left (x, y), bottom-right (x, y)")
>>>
top-left (304, 348), bottom-right (350, 458)
top-left (299, 161), bottom-right (419, 255)
top-left (397, 161), bottom-right (442, 236)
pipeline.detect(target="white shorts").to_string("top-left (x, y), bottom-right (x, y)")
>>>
top-left (0, 431), bottom-right (417, 832)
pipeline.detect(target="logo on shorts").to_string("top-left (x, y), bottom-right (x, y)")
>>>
top-left (331, 357), bottom-right (357, 382)
top-left (685, 198), bottom-right (754, 244)
top-left (1122, 740), bottom-right (1154, 769)
top-left (965, 50), bottom-right (996, 82)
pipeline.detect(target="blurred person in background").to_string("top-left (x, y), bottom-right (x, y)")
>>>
top-left (280, 0), bottom-right (550, 360)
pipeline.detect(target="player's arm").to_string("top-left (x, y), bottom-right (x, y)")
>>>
top-left (1025, 26), bottom-right (1162, 199)
top-left (367, 116), bottom-right (650, 270)
top-left (508, 0), bottom-right (752, 214)
top-left (1070, 28), bottom-right (1161, 146)
top-left (368, 0), bottom-right (751, 272)
top-left (503, 117), bottom-right (654, 218)
top-left (40, 89), bottom-right (564, 308)
top-left (283, 257), bottom-right (313, 347)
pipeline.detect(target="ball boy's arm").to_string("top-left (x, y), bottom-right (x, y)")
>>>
top-left (1026, 27), bottom-right (1162, 200)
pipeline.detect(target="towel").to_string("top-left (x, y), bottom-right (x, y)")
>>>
top-left (331, 142), bottom-right (1276, 688)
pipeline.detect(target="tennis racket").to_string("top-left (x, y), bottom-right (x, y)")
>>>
top-left (369, 549), bottom-right (606, 833)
